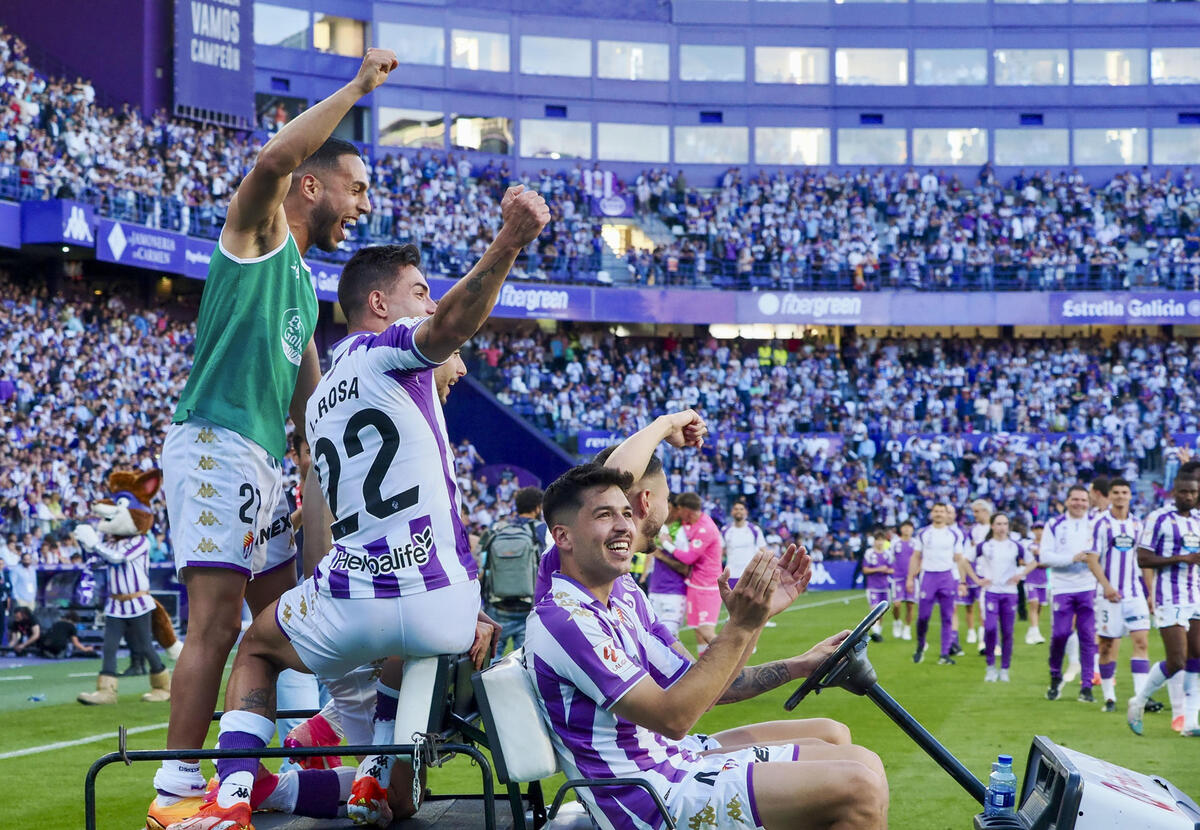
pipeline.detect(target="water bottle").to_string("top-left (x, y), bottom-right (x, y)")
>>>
top-left (984, 754), bottom-right (1018, 817)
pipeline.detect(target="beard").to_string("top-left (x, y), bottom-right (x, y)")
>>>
top-left (308, 199), bottom-right (342, 253)
top-left (638, 514), bottom-right (664, 552)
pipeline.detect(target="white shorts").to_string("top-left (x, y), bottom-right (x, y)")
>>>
top-left (649, 592), bottom-right (686, 637)
top-left (1154, 602), bottom-right (1200, 630)
top-left (163, 418), bottom-right (295, 578)
top-left (668, 743), bottom-right (800, 830)
top-left (680, 733), bottom-right (722, 754)
top-left (276, 577), bottom-right (480, 680)
top-left (1096, 595), bottom-right (1151, 638)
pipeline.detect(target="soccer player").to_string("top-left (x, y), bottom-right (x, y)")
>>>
top-left (862, 532), bottom-right (894, 642)
top-left (1127, 473), bottom-right (1200, 736)
top-left (1023, 522), bottom-right (1048, 645)
top-left (647, 497), bottom-right (691, 639)
top-left (890, 521), bottom-right (916, 640)
top-left (674, 491), bottom-right (724, 654)
top-left (964, 514), bottom-right (1035, 683)
top-left (526, 464), bottom-right (888, 830)
top-left (170, 189), bottom-right (550, 830)
top-left (149, 50), bottom-right (398, 828)
top-left (1040, 485), bottom-right (1099, 703)
top-left (907, 503), bottom-right (966, 665)
top-left (962, 500), bottom-right (992, 648)
top-left (1087, 479), bottom-right (1150, 714)
top-left (722, 501), bottom-right (768, 587)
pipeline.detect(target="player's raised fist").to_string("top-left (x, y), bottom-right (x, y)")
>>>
top-left (500, 187), bottom-right (550, 248)
top-left (353, 48), bottom-right (398, 95)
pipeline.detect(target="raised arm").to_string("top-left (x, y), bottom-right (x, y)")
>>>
top-left (414, 187), bottom-right (549, 363)
top-left (222, 49), bottom-right (397, 256)
top-left (604, 410), bottom-right (708, 478)
top-left (612, 552), bottom-right (777, 740)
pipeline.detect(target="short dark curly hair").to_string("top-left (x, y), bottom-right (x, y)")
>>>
top-left (338, 244), bottom-right (422, 321)
top-left (542, 463), bottom-right (634, 529)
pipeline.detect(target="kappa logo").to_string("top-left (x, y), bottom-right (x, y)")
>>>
top-left (281, 603), bottom-right (292, 624)
top-left (290, 263), bottom-right (300, 280)
top-left (298, 596), bottom-right (308, 617)
top-left (63, 205), bottom-right (94, 243)
top-left (194, 427), bottom-right (221, 444)
top-left (725, 794), bottom-right (747, 822)
top-left (196, 455), bottom-right (218, 471)
top-left (195, 511), bottom-right (222, 527)
top-left (195, 483), bottom-right (220, 499)
top-left (687, 803), bottom-right (718, 829)
top-left (810, 563), bottom-right (837, 587)
top-left (232, 787), bottom-right (250, 800)
top-left (194, 538), bottom-right (219, 553)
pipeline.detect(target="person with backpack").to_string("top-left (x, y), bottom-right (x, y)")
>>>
top-left (479, 486), bottom-right (549, 656)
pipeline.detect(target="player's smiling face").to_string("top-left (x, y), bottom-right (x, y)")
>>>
top-left (310, 154), bottom-right (371, 252)
top-left (562, 485), bottom-right (636, 586)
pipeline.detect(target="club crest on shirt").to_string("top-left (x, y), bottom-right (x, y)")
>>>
top-left (593, 638), bottom-right (638, 680)
top-left (1113, 534), bottom-right (1135, 550)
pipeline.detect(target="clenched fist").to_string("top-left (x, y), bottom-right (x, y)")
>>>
top-left (353, 48), bottom-right (398, 95)
top-left (498, 185), bottom-right (551, 248)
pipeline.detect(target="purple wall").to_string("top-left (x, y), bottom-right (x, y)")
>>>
top-left (5, 0), bottom-right (170, 113)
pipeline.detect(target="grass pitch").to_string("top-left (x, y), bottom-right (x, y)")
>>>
top-left (1, 591), bottom-right (1193, 829)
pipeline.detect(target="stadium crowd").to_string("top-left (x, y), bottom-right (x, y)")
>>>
top-left (4, 25), bottom-right (1200, 293)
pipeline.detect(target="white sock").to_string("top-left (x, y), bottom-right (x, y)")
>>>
top-left (1138, 662), bottom-right (1171, 705)
top-left (1186, 672), bottom-right (1200, 728)
top-left (1132, 664), bottom-right (1149, 698)
top-left (977, 626), bottom-right (985, 643)
top-left (1169, 672), bottom-right (1186, 718)
top-left (259, 771), bottom-right (298, 813)
top-left (1066, 632), bottom-right (1080, 665)
top-left (356, 753), bottom-right (394, 788)
top-left (216, 771), bottom-right (256, 809)
top-left (153, 760), bottom-right (206, 799)
top-left (871, 622), bottom-right (882, 635)
top-left (697, 643), bottom-right (708, 655)
top-left (1100, 676), bottom-right (1115, 702)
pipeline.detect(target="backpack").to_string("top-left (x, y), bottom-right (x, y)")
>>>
top-left (482, 520), bottom-right (541, 605)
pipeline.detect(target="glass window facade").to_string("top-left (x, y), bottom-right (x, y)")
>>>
top-left (1073, 49), bottom-right (1148, 86)
top-left (994, 129), bottom-right (1069, 165)
top-left (520, 119), bottom-right (592, 159)
top-left (597, 40), bottom-right (670, 81)
top-left (755, 127), bottom-right (831, 165)
top-left (994, 49), bottom-right (1068, 86)
top-left (379, 107), bottom-right (446, 149)
top-left (451, 29), bottom-right (510, 72)
top-left (837, 128), bottom-right (907, 164)
top-left (313, 14), bottom-right (367, 57)
top-left (450, 115), bottom-right (513, 154)
top-left (1153, 128), bottom-right (1200, 165)
top-left (1151, 49), bottom-right (1200, 86)
top-left (674, 126), bottom-right (749, 164)
top-left (1073, 128), bottom-right (1148, 165)
top-left (376, 23), bottom-right (444, 66)
top-left (520, 36), bottom-right (591, 77)
top-left (679, 45), bottom-right (746, 82)
top-left (835, 49), bottom-right (908, 86)
top-left (755, 47), bottom-right (829, 85)
top-left (253, 4), bottom-right (310, 48)
top-left (914, 49), bottom-right (987, 86)
top-left (597, 123), bottom-right (670, 162)
top-left (912, 128), bottom-right (988, 165)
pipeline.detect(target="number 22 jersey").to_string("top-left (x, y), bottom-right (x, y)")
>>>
top-left (306, 317), bottom-right (477, 599)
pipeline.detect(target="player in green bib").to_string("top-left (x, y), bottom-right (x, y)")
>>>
top-left (149, 49), bottom-right (400, 830)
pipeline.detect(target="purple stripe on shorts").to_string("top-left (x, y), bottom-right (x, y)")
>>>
top-left (386, 368), bottom-right (477, 581)
top-left (185, 560), bottom-right (251, 577)
top-left (747, 763), bottom-right (764, 828)
top-left (365, 535), bottom-right (400, 597)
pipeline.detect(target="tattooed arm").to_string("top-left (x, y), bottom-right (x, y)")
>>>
top-left (715, 630), bottom-right (852, 705)
top-left (415, 185), bottom-right (550, 363)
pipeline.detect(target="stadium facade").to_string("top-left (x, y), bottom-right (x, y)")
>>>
top-left (7, 0), bottom-right (1200, 178)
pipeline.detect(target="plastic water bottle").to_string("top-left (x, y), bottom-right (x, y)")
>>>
top-left (984, 754), bottom-right (1018, 817)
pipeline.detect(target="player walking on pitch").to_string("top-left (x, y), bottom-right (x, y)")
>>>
top-left (148, 50), bottom-right (399, 830)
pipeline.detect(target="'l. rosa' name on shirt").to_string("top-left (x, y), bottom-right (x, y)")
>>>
top-left (308, 377), bottom-right (360, 433)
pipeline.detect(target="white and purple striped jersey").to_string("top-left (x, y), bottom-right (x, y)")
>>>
top-left (913, 525), bottom-right (964, 573)
top-left (526, 573), bottom-right (695, 830)
top-left (92, 535), bottom-right (153, 618)
top-left (1137, 506), bottom-right (1200, 607)
top-left (974, 539), bottom-right (1029, 595)
top-left (306, 318), bottom-right (477, 600)
top-left (1092, 512), bottom-right (1144, 600)
top-left (1041, 514), bottom-right (1097, 594)
top-left (721, 521), bottom-right (767, 579)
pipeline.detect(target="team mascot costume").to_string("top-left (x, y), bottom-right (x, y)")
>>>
top-left (75, 469), bottom-right (181, 704)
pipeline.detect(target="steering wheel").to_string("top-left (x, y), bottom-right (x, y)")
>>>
top-left (784, 601), bottom-right (890, 711)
